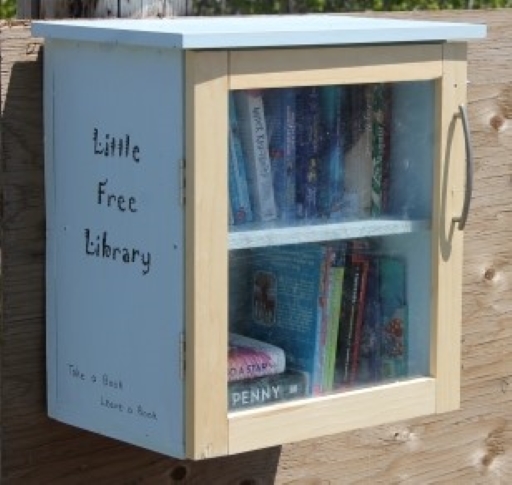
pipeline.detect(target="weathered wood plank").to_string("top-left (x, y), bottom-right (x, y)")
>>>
top-left (2, 9), bottom-right (512, 485)
top-left (16, 0), bottom-right (38, 18)
top-left (38, 0), bottom-right (188, 18)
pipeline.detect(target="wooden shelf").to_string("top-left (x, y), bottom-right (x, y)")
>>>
top-left (229, 218), bottom-right (430, 250)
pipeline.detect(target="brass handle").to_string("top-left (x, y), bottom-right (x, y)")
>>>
top-left (452, 104), bottom-right (474, 231)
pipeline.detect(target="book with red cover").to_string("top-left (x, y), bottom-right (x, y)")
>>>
top-left (336, 241), bottom-right (370, 386)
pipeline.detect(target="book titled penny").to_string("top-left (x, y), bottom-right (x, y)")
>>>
top-left (228, 369), bottom-right (308, 410)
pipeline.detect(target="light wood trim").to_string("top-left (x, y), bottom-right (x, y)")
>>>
top-left (229, 378), bottom-right (435, 455)
top-left (430, 43), bottom-right (467, 413)
top-left (229, 44), bottom-right (443, 90)
top-left (185, 50), bottom-right (229, 459)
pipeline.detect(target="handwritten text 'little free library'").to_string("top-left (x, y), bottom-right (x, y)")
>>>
top-left (83, 128), bottom-right (151, 275)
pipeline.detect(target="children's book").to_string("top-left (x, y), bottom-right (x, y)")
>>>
top-left (228, 333), bottom-right (286, 382)
top-left (229, 93), bottom-right (253, 225)
top-left (379, 257), bottom-right (408, 379)
top-left (244, 243), bottom-right (334, 394)
top-left (228, 369), bottom-right (308, 410)
top-left (264, 88), bottom-right (297, 221)
top-left (234, 90), bottom-right (277, 222)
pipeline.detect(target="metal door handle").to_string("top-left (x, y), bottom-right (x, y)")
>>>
top-left (452, 104), bottom-right (474, 231)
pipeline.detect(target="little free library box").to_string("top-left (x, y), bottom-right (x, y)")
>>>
top-left (32, 15), bottom-right (486, 460)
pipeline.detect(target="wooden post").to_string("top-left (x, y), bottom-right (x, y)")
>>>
top-left (16, 0), bottom-right (38, 18)
top-left (19, 0), bottom-right (189, 19)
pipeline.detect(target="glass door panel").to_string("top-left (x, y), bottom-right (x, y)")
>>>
top-left (227, 81), bottom-right (434, 412)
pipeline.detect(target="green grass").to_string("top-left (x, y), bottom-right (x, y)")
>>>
top-left (0, 0), bottom-right (16, 19)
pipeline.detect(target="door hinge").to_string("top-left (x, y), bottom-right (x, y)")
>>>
top-left (179, 159), bottom-right (186, 206)
top-left (179, 332), bottom-right (186, 380)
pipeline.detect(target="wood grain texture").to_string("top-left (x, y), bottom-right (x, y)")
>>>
top-left (185, 50), bottom-right (229, 460)
top-left (2, 9), bottom-right (512, 484)
top-left (229, 44), bottom-right (443, 90)
top-left (38, 0), bottom-right (187, 18)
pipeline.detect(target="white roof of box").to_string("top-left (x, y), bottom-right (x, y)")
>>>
top-left (32, 15), bottom-right (487, 50)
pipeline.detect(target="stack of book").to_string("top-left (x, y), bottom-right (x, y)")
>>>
top-left (228, 84), bottom-right (392, 226)
top-left (228, 333), bottom-right (308, 410)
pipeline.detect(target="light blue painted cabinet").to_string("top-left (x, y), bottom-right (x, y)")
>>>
top-left (33, 15), bottom-right (485, 459)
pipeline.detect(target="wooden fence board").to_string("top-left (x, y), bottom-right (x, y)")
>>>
top-left (2, 9), bottom-right (512, 485)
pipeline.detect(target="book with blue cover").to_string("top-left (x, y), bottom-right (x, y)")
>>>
top-left (229, 93), bottom-right (253, 225)
top-left (295, 87), bottom-right (327, 220)
top-left (243, 243), bottom-right (334, 394)
top-left (264, 88), bottom-right (297, 221)
top-left (319, 85), bottom-right (345, 219)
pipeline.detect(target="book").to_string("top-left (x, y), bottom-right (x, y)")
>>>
top-left (348, 242), bottom-right (370, 383)
top-left (234, 90), bottom-right (277, 222)
top-left (322, 264), bottom-right (345, 392)
top-left (228, 93), bottom-right (253, 225)
top-left (336, 241), bottom-right (370, 386)
top-left (264, 88), bottom-right (297, 221)
top-left (312, 245), bottom-right (338, 395)
top-left (379, 257), bottom-right (408, 379)
top-left (244, 243), bottom-right (334, 394)
top-left (341, 85), bottom-right (373, 218)
top-left (295, 87), bottom-right (326, 219)
top-left (228, 333), bottom-right (286, 382)
top-left (319, 85), bottom-right (344, 219)
top-left (228, 369), bottom-right (308, 410)
top-left (370, 84), bottom-right (392, 217)
top-left (357, 257), bottom-right (382, 384)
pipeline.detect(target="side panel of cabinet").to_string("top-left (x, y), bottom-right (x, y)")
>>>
top-left (185, 50), bottom-right (229, 459)
top-left (431, 42), bottom-right (467, 412)
top-left (45, 40), bottom-right (186, 457)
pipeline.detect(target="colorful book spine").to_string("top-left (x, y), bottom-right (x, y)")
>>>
top-left (337, 260), bottom-right (361, 385)
top-left (357, 257), bottom-right (382, 384)
top-left (228, 369), bottom-right (308, 410)
top-left (265, 89), bottom-right (297, 221)
top-left (348, 244), bottom-right (370, 383)
top-left (229, 93), bottom-right (253, 225)
top-left (312, 246), bottom-right (336, 395)
top-left (234, 90), bottom-right (277, 222)
top-left (228, 333), bottom-right (286, 382)
top-left (319, 86), bottom-right (344, 219)
top-left (370, 84), bottom-right (392, 217)
top-left (379, 257), bottom-right (408, 379)
top-left (323, 265), bottom-right (345, 392)
top-left (295, 87), bottom-right (325, 220)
